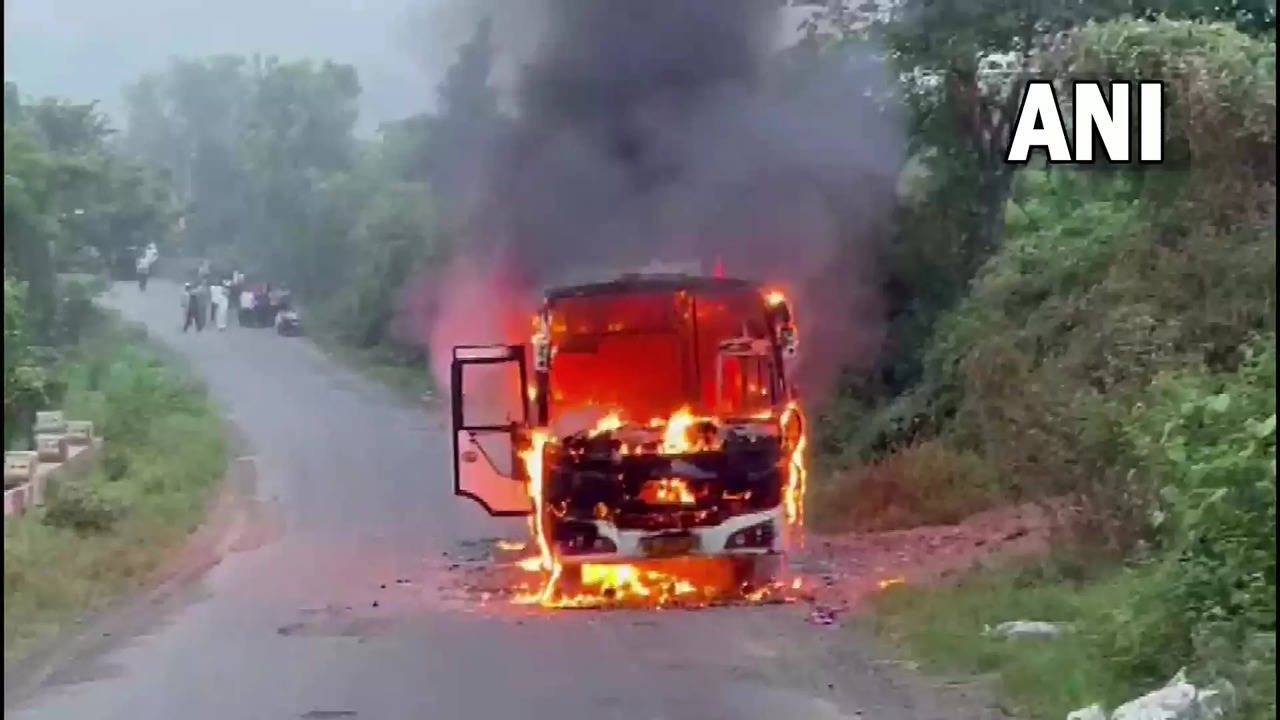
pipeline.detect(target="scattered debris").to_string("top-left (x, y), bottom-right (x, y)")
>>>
top-left (808, 606), bottom-right (838, 625)
top-left (1068, 669), bottom-right (1234, 720)
top-left (983, 621), bottom-right (1073, 641)
top-left (1066, 704), bottom-right (1106, 720)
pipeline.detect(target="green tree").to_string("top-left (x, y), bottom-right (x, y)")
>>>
top-left (5, 85), bottom-right (174, 335)
top-left (122, 56), bottom-right (254, 254)
top-left (239, 57), bottom-right (361, 293)
top-left (4, 124), bottom-right (61, 336)
top-left (2, 275), bottom-right (52, 449)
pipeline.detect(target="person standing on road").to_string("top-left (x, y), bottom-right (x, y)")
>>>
top-left (136, 255), bottom-right (150, 292)
top-left (196, 281), bottom-right (211, 332)
top-left (255, 284), bottom-right (271, 327)
top-left (229, 269), bottom-right (244, 320)
top-left (239, 285), bottom-right (255, 327)
top-left (211, 281), bottom-right (229, 331)
top-left (181, 283), bottom-right (203, 332)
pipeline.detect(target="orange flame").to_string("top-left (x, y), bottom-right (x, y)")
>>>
top-left (519, 430), bottom-right (555, 574)
top-left (640, 478), bottom-right (697, 505)
top-left (781, 402), bottom-right (807, 529)
top-left (534, 558), bottom-right (737, 608)
top-left (515, 400), bottom-right (804, 607)
top-left (877, 576), bottom-right (906, 591)
top-left (764, 289), bottom-right (787, 307)
top-left (589, 411), bottom-right (624, 437)
top-left (659, 406), bottom-right (718, 454)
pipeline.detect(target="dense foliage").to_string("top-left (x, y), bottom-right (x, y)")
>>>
top-left (810, 14), bottom-right (1275, 715)
top-left (3, 86), bottom-right (172, 449)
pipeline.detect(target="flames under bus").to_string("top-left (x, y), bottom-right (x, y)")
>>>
top-left (450, 273), bottom-right (803, 586)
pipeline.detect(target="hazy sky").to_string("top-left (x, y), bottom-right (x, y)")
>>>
top-left (2, 0), bottom-right (493, 133)
top-left (4, 0), bottom-right (816, 134)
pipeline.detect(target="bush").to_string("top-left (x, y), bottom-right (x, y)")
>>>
top-left (42, 479), bottom-right (122, 534)
top-left (1062, 19), bottom-right (1276, 195)
top-left (818, 17), bottom-right (1276, 720)
top-left (5, 315), bottom-right (227, 666)
top-left (101, 445), bottom-right (129, 481)
top-left (811, 439), bottom-right (1001, 533)
top-left (100, 348), bottom-right (202, 446)
top-left (1104, 335), bottom-right (1277, 697)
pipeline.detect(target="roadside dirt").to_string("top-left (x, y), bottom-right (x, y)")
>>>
top-left (793, 500), bottom-right (1061, 626)
top-left (419, 499), bottom-right (1059, 623)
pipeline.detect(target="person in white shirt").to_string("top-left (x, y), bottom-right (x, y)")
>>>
top-left (239, 288), bottom-right (256, 326)
top-left (135, 256), bottom-right (150, 292)
top-left (210, 282), bottom-right (229, 331)
top-left (229, 270), bottom-right (245, 319)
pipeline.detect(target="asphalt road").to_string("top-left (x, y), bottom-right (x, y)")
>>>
top-left (6, 280), bottom-right (1001, 720)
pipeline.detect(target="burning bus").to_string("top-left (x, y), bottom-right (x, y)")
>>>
top-left (449, 273), bottom-right (804, 604)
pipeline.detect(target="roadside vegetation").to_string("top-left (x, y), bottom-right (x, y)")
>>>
top-left (801, 7), bottom-right (1276, 719)
top-left (4, 87), bottom-right (227, 668)
top-left (3, 310), bottom-right (227, 667)
top-left (5, 83), bottom-right (176, 450)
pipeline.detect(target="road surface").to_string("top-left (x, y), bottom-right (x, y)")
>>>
top-left (6, 280), bottom-right (1002, 720)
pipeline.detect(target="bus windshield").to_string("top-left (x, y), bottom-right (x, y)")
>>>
top-left (546, 287), bottom-right (772, 432)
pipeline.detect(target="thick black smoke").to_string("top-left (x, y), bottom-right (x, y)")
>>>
top-left (410, 0), bottom-right (904, 397)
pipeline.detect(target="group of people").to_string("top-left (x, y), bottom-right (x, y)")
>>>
top-left (181, 261), bottom-right (293, 334)
top-left (181, 276), bottom-right (231, 332)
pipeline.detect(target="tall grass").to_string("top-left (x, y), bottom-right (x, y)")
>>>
top-left (3, 317), bottom-right (226, 668)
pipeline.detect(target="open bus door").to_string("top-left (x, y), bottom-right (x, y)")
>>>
top-left (450, 345), bottom-right (534, 516)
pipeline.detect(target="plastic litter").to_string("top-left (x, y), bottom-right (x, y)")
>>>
top-left (1066, 669), bottom-right (1235, 720)
top-left (1066, 704), bottom-right (1106, 720)
top-left (983, 620), bottom-right (1072, 640)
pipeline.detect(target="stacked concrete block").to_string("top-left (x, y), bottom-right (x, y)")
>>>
top-left (6, 413), bottom-right (102, 516)
top-left (4, 451), bottom-right (37, 486)
top-left (4, 451), bottom-right (38, 516)
top-left (34, 410), bottom-right (67, 434)
top-left (65, 420), bottom-right (94, 446)
top-left (35, 433), bottom-right (69, 463)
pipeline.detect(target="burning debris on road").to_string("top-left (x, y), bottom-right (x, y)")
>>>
top-left (439, 542), bottom-right (806, 612)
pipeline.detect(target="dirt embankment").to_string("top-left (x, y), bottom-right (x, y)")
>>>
top-left (796, 501), bottom-right (1063, 623)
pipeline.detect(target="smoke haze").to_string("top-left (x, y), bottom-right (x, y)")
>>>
top-left (3, 0), bottom-right (500, 134)
top-left (410, 0), bottom-right (904, 399)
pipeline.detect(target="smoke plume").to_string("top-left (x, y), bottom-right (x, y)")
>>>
top-left (406, 0), bottom-right (904, 398)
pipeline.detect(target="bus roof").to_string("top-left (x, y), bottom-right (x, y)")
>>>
top-left (544, 274), bottom-right (758, 303)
